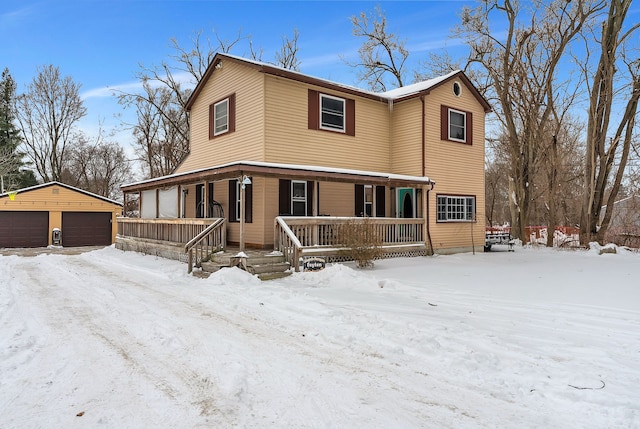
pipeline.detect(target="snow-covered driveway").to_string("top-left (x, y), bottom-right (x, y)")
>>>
top-left (1, 246), bottom-right (638, 428)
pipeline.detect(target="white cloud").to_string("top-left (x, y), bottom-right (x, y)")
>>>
top-left (81, 71), bottom-right (197, 100)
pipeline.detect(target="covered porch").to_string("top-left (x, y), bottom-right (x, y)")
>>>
top-left (117, 161), bottom-right (435, 273)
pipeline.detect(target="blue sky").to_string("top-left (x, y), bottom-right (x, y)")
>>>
top-left (1, 0), bottom-right (476, 147)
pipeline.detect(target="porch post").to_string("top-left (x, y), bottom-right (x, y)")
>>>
top-left (312, 180), bottom-right (318, 245)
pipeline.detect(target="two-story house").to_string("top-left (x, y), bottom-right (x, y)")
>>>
top-left (117, 53), bottom-right (490, 269)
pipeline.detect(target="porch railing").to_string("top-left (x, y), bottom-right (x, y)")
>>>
top-left (184, 218), bottom-right (226, 273)
top-left (117, 217), bottom-right (220, 243)
top-left (274, 216), bottom-right (425, 271)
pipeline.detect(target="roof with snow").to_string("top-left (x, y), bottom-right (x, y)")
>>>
top-left (186, 53), bottom-right (491, 112)
top-left (121, 160), bottom-right (434, 193)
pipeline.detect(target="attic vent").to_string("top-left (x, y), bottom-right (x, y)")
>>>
top-left (453, 82), bottom-right (462, 97)
top-left (52, 188), bottom-right (59, 194)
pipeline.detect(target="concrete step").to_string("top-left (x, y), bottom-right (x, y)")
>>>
top-left (258, 271), bottom-right (292, 281)
top-left (200, 261), bottom-right (224, 273)
top-left (210, 252), bottom-right (286, 266)
top-left (247, 262), bottom-right (290, 275)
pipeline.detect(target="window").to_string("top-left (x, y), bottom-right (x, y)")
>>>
top-left (308, 90), bottom-right (355, 136)
top-left (209, 93), bottom-right (236, 139)
top-left (234, 181), bottom-right (241, 221)
top-left (364, 185), bottom-right (373, 217)
top-left (292, 180), bottom-right (307, 216)
top-left (214, 99), bottom-right (228, 135)
top-left (437, 195), bottom-right (476, 222)
top-left (320, 94), bottom-right (345, 132)
top-left (449, 109), bottom-right (466, 142)
top-left (228, 178), bottom-right (252, 223)
top-left (355, 184), bottom-right (385, 217)
top-left (440, 105), bottom-right (472, 144)
top-left (453, 81), bottom-right (462, 97)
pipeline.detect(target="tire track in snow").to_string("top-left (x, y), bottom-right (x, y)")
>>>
top-left (59, 253), bottom-right (469, 426)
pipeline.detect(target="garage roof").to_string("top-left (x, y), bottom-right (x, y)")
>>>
top-left (0, 181), bottom-right (123, 206)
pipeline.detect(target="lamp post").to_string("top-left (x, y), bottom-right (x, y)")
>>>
top-left (239, 175), bottom-right (251, 251)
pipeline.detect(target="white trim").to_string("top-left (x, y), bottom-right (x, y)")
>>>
top-left (291, 180), bottom-right (307, 216)
top-left (213, 98), bottom-right (229, 136)
top-left (448, 108), bottom-right (467, 143)
top-left (123, 161), bottom-right (433, 189)
top-left (319, 93), bottom-right (346, 133)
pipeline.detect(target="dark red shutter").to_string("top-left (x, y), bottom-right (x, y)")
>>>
top-left (228, 180), bottom-right (237, 222)
top-left (466, 111), bottom-right (473, 145)
top-left (245, 179), bottom-right (252, 223)
top-left (376, 186), bottom-right (385, 217)
top-left (354, 184), bottom-right (364, 217)
top-left (306, 181), bottom-right (314, 216)
top-left (279, 179), bottom-right (291, 215)
top-left (440, 104), bottom-right (448, 141)
top-left (209, 104), bottom-right (215, 139)
top-left (346, 98), bottom-right (355, 136)
top-left (228, 93), bottom-right (236, 134)
top-left (308, 90), bottom-right (319, 130)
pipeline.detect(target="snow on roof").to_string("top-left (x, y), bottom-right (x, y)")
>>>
top-left (218, 53), bottom-right (460, 101)
top-left (0, 181), bottom-right (122, 206)
top-left (380, 70), bottom-right (462, 99)
top-left (122, 160), bottom-right (433, 189)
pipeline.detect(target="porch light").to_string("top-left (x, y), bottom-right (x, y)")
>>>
top-left (241, 175), bottom-right (252, 189)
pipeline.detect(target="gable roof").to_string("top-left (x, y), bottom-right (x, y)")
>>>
top-left (0, 181), bottom-right (123, 206)
top-left (185, 53), bottom-right (491, 112)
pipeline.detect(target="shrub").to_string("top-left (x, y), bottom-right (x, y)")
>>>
top-left (339, 218), bottom-right (383, 268)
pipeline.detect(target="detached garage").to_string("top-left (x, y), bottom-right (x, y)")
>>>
top-left (0, 182), bottom-right (122, 248)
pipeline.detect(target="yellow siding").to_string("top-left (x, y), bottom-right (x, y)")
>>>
top-left (1, 184), bottom-right (122, 245)
top-left (424, 80), bottom-right (486, 252)
top-left (390, 98), bottom-right (423, 176)
top-left (223, 177), bottom-right (268, 248)
top-left (176, 60), bottom-right (265, 173)
top-left (263, 76), bottom-right (392, 172)
top-left (318, 182), bottom-right (354, 216)
top-left (170, 60), bottom-right (487, 252)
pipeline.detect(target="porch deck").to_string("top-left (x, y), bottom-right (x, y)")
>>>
top-left (116, 216), bottom-right (431, 273)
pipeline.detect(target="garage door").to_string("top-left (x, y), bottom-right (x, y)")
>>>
top-left (61, 212), bottom-right (112, 247)
top-left (0, 211), bottom-right (49, 248)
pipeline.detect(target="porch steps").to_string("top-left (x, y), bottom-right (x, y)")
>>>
top-left (197, 250), bottom-right (292, 281)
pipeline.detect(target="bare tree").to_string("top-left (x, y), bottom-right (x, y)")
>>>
top-left (347, 6), bottom-right (408, 91)
top-left (15, 65), bottom-right (86, 182)
top-left (118, 28), bottom-right (302, 179)
top-left (580, 0), bottom-right (640, 245)
top-left (454, 0), bottom-right (605, 242)
top-left (274, 29), bottom-right (301, 71)
top-left (60, 132), bottom-right (132, 200)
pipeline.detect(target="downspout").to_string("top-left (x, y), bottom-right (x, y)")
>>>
top-left (426, 182), bottom-right (435, 256)
top-left (421, 95), bottom-right (434, 255)
top-left (421, 96), bottom-right (426, 177)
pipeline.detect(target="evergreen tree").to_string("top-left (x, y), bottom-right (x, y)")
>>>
top-left (0, 68), bottom-right (35, 190)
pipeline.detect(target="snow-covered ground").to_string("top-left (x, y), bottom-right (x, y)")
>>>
top-left (1, 245), bottom-right (638, 428)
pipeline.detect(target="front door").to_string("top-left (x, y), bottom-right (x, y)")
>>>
top-left (396, 188), bottom-right (415, 218)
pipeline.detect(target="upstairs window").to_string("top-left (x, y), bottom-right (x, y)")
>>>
top-left (214, 99), bottom-right (228, 135)
top-left (209, 93), bottom-right (236, 139)
top-left (320, 94), bottom-right (345, 132)
top-left (449, 109), bottom-right (466, 142)
top-left (437, 195), bottom-right (476, 222)
top-left (308, 90), bottom-right (355, 136)
top-left (440, 105), bottom-right (472, 145)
